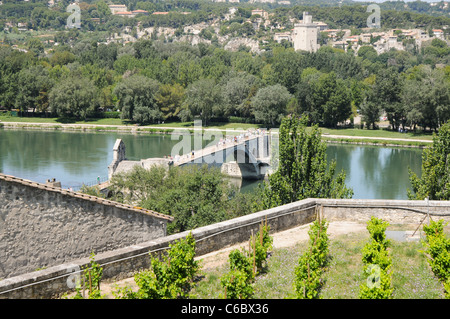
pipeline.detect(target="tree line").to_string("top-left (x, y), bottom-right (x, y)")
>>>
top-left (0, 35), bottom-right (449, 130)
top-left (2, 0), bottom-right (450, 33)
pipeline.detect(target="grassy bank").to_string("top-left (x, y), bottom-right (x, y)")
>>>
top-left (0, 114), bottom-right (433, 147)
top-left (192, 228), bottom-right (445, 299)
top-left (319, 127), bottom-right (434, 141)
top-left (323, 137), bottom-right (431, 148)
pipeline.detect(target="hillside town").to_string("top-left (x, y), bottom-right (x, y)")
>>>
top-left (99, 4), bottom-right (449, 55)
top-left (0, 1), bottom-right (448, 56)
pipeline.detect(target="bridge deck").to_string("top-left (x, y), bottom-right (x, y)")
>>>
top-left (172, 133), bottom-right (262, 166)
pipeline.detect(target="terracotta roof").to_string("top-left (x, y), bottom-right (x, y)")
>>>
top-left (0, 173), bottom-right (173, 222)
top-left (152, 11), bottom-right (169, 14)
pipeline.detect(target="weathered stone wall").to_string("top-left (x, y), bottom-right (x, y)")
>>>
top-left (0, 174), bottom-right (172, 280)
top-left (318, 198), bottom-right (450, 224)
top-left (1, 197), bottom-right (450, 298)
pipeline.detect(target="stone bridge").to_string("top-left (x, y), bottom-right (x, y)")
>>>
top-left (108, 131), bottom-right (274, 181)
top-left (173, 133), bottom-right (272, 180)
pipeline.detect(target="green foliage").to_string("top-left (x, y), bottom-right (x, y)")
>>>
top-left (110, 164), bottom-right (256, 234)
top-left (220, 269), bottom-right (254, 299)
top-left (408, 121), bottom-right (450, 200)
top-left (359, 265), bottom-right (393, 299)
top-left (221, 249), bottom-right (255, 299)
top-left (251, 84), bottom-right (293, 126)
top-left (294, 250), bottom-right (323, 299)
top-left (79, 184), bottom-right (104, 198)
top-left (113, 74), bottom-right (161, 125)
top-left (49, 75), bottom-right (100, 120)
top-left (249, 219), bottom-right (273, 274)
top-left (293, 218), bottom-right (329, 299)
top-left (220, 219), bottom-right (273, 299)
top-left (307, 218), bottom-right (329, 268)
top-left (72, 252), bottom-right (104, 299)
top-left (359, 217), bottom-right (393, 299)
top-left (422, 220), bottom-right (450, 289)
top-left (117, 232), bottom-right (199, 299)
top-left (183, 78), bottom-right (222, 125)
top-left (258, 116), bottom-right (353, 210)
top-left (296, 71), bottom-right (352, 128)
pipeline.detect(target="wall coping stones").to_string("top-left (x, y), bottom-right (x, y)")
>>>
top-left (0, 173), bottom-right (173, 222)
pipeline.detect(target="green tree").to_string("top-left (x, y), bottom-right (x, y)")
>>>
top-left (402, 67), bottom-right (450, 131)
top-left (360, 87), bottom-right (382, 129)
top-left (113, 74), bottom-right (161, 124)
top-left (109, 165), bottom-right (253, 234)
top-left (357, 46), bottom-right (378, 62)
top-left (320, 73), bottom-right (352, 128)
top-left (221, 71), bottom-right (261, 118)
top-left (294, 219), bottom-right (329, 299)
top-left (297, 71), bottom-right (352, 128)
top-left (270, 48), bottom-right (304, 94)
top-left (26, 38), bottom-right (44, 56)
top-left (408, 121), bottom-right (450, 200)
top-left (166, 51), bottom-right (202, 87)
top-left (15, 65), bottom-right (53, 114)
top-left (359, 217), bottom-right (393, 299)
top-left (49, 75), bottom-right (99, 119)
top-left (373, 68), bottom-right (405, 131)
top-left (251, 84), bottom-right (292, 126)
top-left (258, 116), bottom-right (353, 210)
top-left (183, 78), bottom-right (222, 125)
top-left (155, 83), bottom-right (185, 121)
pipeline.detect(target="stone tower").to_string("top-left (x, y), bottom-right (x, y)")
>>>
top-left (292, 12), bottom-right (319, 53)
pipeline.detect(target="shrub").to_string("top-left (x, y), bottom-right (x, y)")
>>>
top-left (293, 218), bottom-right (329, 299)
top-left (220, 219), bottom-right (273, 299)
top-left (72, 252), bottom-right (104, 299)
top-left (422, 219), bottom-right (450, 296)
top-left (221, 269), bottom-right (254, 299)
top-left (293, 250), bottom-right (323, 299)
top-left (359, 217), bottom-right (393, 299)
top-left (116, 232), bottom-right (199, 299)
top-left (249, 219), bottom-right (273, 274)
top-left (221, 249), bottom-right (254, 299)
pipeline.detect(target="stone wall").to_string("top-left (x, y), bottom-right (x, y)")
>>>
top-left (318, 198), bottom-right (450, 224)
top-left (1, 197), bottom-right (450, 298)
top-left (0, 174), bottom-right (172, 280)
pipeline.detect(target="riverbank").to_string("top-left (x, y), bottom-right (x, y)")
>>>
top-left (0, 118), bottom-right (433, 148)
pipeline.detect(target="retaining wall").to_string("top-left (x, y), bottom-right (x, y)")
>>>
top-left (0, 174), bottom-right (172, 281)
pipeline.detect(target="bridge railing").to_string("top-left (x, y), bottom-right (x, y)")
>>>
top-left (71, 175), bottom-right (109, 191)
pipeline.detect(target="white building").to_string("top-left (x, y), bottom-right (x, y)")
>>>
top-left (274, 32), bottom-right (291, 43)
top-left (433, 29), bottom-right (444, 39)
top-left (292, 12), bottom-right (319, 53)
top-left (109, 4), bottom-right (128, 15)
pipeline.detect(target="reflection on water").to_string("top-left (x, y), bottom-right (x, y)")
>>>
top-left (326, 143), bottom-right (422, 200)
top-left (0, 129), bottom-right (423, 199)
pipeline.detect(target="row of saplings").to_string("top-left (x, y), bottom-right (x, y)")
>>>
top-left (66, 217), bottom-right (450, 299)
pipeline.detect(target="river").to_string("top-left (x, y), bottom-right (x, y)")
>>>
top-left (0, 129), bottom-right (423, 200)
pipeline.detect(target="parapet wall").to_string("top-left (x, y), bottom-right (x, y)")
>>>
top-left (0, 174), bottom-right (172, 281)
top-left (1, 197), bottom-right (450, 299)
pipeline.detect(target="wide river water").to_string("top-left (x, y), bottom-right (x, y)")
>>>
top-left (0, 129), bottom-right (423, 200)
